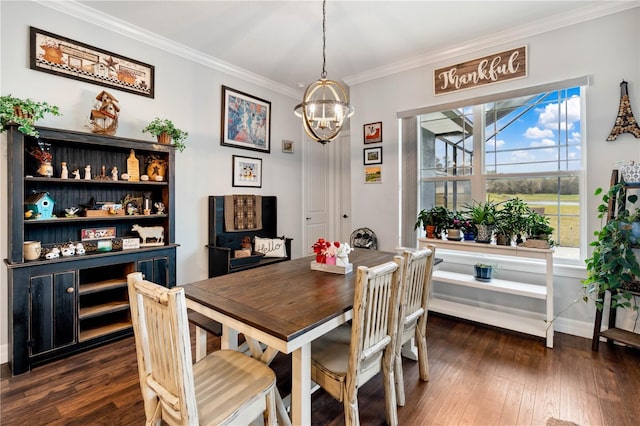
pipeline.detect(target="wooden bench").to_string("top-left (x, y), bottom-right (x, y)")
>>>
top-left (207, 196), bottom-right (292, 277)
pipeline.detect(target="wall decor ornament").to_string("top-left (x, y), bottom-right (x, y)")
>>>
top-left (364, 166), bottom-right (382, 184)
top-left (221, 85), bottom-right (271, 153)
top-left (363, 147), bottom-right (383, 165)
top-left (30, 27), bottom-right (154, 98)
top-left (232, 155), bottom-right (262, 188)
top-left (363, 122), bottom-right (382, 144)
top-left (88, 90), bottom-right (120, 135)
top-left (606, 80), bottom-right (640, 141)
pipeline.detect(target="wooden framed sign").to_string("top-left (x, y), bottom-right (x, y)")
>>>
top-left (434, 46), bottom-right (527, 96)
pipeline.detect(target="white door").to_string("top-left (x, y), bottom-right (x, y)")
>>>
top-left (303, 132), bottom-right (351, 254)
top-left (303, 137), bottom-right (334, 255)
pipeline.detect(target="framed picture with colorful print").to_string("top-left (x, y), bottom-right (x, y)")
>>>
top-left (232, 155), bottom-right (262, 188)
top-left (221, 85), bottom-right (271, 153)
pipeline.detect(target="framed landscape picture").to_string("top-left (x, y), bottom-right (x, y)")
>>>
top-left (232, 155), bottom-right (262, 188)
top-left (363, 147), bottom-right (382, 165)
top-left (221, 86), bottom-right (271, 153)
top-left (363, 121), bottom-right (382, 144)
top-left (364, 166), bottom-right (382, 183)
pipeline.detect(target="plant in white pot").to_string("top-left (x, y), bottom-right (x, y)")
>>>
top-left (0, 95), bottom-right (61, 138)
top-left (142, 117), bottom-right (188, 152)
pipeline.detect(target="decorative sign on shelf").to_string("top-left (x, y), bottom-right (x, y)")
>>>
top-left (434, 46), bottom-right (527, 96)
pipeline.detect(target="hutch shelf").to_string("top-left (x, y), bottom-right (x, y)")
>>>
top-left (5, 125), bottom-right (177, 375)
top-left (418, 238), bottom-right (554, 348)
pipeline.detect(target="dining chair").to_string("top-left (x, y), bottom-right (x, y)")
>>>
top-left (310, 256), bottom-right (404, 426)
top-left (394, 245), bottom-right (436, 407)
top-left (127, 272), bottom-right (277, 426)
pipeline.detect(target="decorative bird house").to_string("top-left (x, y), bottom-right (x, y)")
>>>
top-left (24, 192), bottom-right (55, 219)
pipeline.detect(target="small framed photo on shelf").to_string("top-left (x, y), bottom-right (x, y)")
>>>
top-left (282, 140), bottom-right (294, 153)
top-left (363, 121), bottom-right (382, 144)
top-left (364, 166), bottom-right (382, 184)
top-left (221, 85), bottom-right (271, 153)
top-left (363, 147), bottom-right (383, 165)
top-left (232, 155), bottom-right (262, 187)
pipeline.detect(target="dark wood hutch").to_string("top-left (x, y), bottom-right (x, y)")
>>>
top-left (4, 124), bottom-right (178, 375)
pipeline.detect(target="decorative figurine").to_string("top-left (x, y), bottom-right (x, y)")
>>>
top-left (75, 243), bottom-right (86, 255)
top-left (84, 165), bottom-right (91, 180)
top-left (28, 142), bottom-right (53, 177)
top-left (89, 90), bottom-right (120, 135)
top-left (65, 207), bottom-right (79, 217)
top-left (73, 169), bottom-right (80, 179)
top-left (60, 162), bottom-right (68, 179)
top-left (154, 201), bottom-right (165, 214)
top-left (142, 191), bottom-right (152, 216)
top-left (111, 166), bottom-right (118, 181)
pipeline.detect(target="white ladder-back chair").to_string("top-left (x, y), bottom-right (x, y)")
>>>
top-left (310, 256), bottom-right (404, 426)
top-left (394, 246), bottom-right (436, 406)
top-left (127, 272), bottom-right (277, 425)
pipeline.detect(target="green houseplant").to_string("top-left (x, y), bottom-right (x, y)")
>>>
top-left (495, 197), bottom-right (531, 245)
top-left (464, 200), bottom-right (499, 243)
top-left (0, 95), bottom-right (61, 138)
top-left (523, 210), bottom-right (555, 248)
top-left (583, 183), bottom-right (640, 310)
top-left (142, 117), bottom-right (189, 152)
top-left (415, 206), bottom-right (449, 238)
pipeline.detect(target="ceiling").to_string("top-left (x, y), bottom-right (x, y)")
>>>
top-left (70, 1), bottom-right (636, 96)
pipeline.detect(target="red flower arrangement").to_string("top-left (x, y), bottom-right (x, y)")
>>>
top-left (312, 238), bottom-right (341, 263)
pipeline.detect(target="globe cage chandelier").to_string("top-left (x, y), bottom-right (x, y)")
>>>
top-left (294, 0), bottom-right (354, 144)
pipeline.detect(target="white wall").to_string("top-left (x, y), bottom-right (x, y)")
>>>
top-left (0, 1), bottom-right (303, 362)
top-left (348, 9), bottom-right (640, 336)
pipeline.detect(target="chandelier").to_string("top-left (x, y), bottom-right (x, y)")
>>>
top-left (294, 0), bottom-right (354, 144)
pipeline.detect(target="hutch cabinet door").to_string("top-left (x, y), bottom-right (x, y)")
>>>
top-left (137, 252), bottom-right (175, 288)
top-left (29, 271), bottom-right (77, 355)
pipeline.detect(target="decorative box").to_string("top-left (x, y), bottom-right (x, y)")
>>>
top-left (619, 161), bottom-right (640, 184)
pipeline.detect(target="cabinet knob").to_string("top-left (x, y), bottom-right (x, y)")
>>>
top-left (66, 287), bottom-right (75, 294)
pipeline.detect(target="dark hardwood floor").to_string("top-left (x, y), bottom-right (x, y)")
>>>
top-left (2, 314), bottom-right (640, 425)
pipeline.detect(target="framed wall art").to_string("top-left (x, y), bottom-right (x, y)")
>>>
top-left (221, 85), bottom-right (271, 153)
top-left (363, 121), bottom-right (382, 144)
top-left (364, 166), bottom-right (382, 184)
top-left (30, 27), bottom-right (154, 98)
top-left (282, 140), bottom-right (294, 153)
top-left (232, 155), bottom-right (262, 188)
top-left (363, 147), bottom-right (383, 165)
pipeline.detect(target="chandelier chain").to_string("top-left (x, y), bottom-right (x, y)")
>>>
top-left (321, 0), bottom-right (327, 79)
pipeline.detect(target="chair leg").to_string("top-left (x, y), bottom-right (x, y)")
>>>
top-left (416, 328), bottom-right (429, 381)
top-left (394, 350), bottom-right (406, 406)
top-left (343, 388), bottom-right (360, 426)
top-left (264, 387), bottom-right (277, 426)
top-left (383, 352), bottom-right (399, 426)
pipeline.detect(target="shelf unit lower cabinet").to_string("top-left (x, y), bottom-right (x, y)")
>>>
top-left (7, 246), bottom-right (176, 375)
top-left (418, 238), bottom-right (554, 348)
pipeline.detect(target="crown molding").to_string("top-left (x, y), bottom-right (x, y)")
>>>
top-left (343, 1), bottom-right (640, 86)
top-left (34, 0), bottom-right (302, 99)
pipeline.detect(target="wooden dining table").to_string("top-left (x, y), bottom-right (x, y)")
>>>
top-left (182, 248), bottom-right (397, 425)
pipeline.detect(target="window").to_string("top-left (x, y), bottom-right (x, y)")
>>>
top-left (412, 82), bottom-right (584, 260)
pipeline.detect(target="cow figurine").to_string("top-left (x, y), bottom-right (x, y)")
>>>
top-left (131, 224), bottom-right (164, 245)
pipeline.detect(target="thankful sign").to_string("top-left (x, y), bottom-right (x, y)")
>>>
top-left (434, 46), bottom-right (527, 96)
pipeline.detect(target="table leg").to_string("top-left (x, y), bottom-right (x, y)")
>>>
top-left (221, 325), bottom-right (238, 351)
top-left (291, 342), bottom-right (312, 426)
top-left (194, 325), bottom-right (207, 362)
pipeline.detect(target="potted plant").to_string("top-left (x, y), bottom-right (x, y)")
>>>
top-left (445, 210), bottom-right (465, 240)
top-left (474, 262), bottom-right (497, 281)
top-left (463, 200), bottom-right (499, 243)
top-left (583, 183), bottom-right (640, 310)
top-left (523, 210), bottom-right (555, 248)
top-left (415, 206), bottom-right (449, 238)
top-left (495, 197), bottom-right (531, 246)
top-left (142, 117), bottom-right (189, 152)
top-left (0, 95), bottom-right (61, 138)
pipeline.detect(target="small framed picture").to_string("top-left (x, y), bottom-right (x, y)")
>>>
top-left (363, 147), bottom-right (383, 165)
top-left (282, 140), bottom-right (294, 153)
top-left (364, 121), bottom-right (382, 144)
top-left (232, 155), bottom-right (262, 187)
top-left (365, 166), bottom-right (382, 184)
